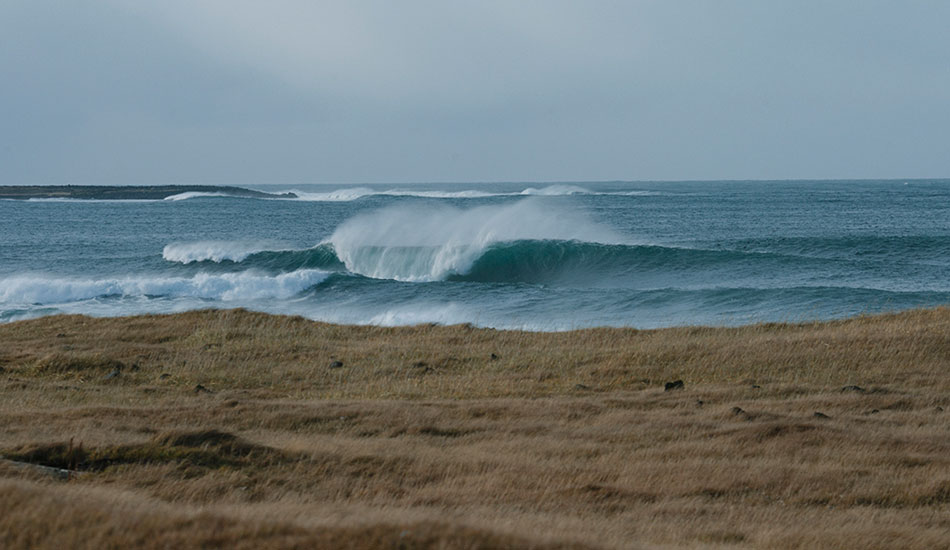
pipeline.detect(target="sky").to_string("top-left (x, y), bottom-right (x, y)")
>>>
top-left (2, 1), bottom-right (949, 185)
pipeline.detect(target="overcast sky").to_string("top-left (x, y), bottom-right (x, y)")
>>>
top-left (3, 1), bottom-right (948, 184)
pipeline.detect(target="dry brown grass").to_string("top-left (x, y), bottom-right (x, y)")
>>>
top-left (1, 308), bottom-right (949, 549)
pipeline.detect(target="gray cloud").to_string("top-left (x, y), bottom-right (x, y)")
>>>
top-left (3, 1), bottom-right (949, 184)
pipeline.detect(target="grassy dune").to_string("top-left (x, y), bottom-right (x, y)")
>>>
top-left (1, 308), bottom-right (948, 549)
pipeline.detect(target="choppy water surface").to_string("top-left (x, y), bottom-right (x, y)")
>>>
top-left (2, 180), bottom-right (949, 330)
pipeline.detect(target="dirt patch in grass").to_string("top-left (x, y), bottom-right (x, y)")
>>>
top-left (3, 430), bottom-right (289, 473)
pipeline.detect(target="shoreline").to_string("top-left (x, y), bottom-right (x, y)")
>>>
top-left (0, 184), bottom-right (296, 200)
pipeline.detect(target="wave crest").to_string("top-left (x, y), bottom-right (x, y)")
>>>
top-left (325, 199), bottom-right (624, 281)
top-left (162, 241), bottom-right (289, 264)
top-left (0, 270), bottom-right (330, 304)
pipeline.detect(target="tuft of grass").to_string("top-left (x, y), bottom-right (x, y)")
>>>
top-left (32, 354), bottom-right (124, 375)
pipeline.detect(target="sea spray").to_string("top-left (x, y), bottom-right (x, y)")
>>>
top-left (325, 199), bottom-right (625, 281)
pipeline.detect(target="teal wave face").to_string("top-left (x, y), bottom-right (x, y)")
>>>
top-left (447, 240), bottom-right (811, 286)
top-left (239, 245), bottom-right (346, 272)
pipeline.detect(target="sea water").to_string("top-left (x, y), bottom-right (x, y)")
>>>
top-left (2, 180), bottom-right (949, 330)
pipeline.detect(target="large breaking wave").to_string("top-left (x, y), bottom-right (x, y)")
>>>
top-left (163, 200), bottom-right (635, 283)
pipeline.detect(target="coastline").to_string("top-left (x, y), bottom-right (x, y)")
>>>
top-left (1, 308), bottom-right (948, 548)
top-left (0, 185), bottom-right (296, 200)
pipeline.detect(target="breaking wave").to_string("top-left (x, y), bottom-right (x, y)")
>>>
top-left (163, 192), bottom-right (236, 201)
top-left (155, 200), bottom-right (833, 286)
top-left (285, 184), bottom-right (670, 202)
top-left (0, 270), bottom-right (330, 304)
top-left (323, 199), bottom-right (624, 281)
top-left (162, 241), bottom-right (290, 264)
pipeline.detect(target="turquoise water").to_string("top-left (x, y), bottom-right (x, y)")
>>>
top-left (2, 180), bottom-right (949, 330)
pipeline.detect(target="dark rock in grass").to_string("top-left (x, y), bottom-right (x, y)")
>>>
top-left (574, 384), bottom-right (591, 391)
top-left (696, 400), bottom-right (704, 407)
top-left (750, 384), bottom-right (761, 389)
top-left (193, 384), bottom-right (212, 394)
top-left (731, 407), bottom-right (746, 416)
top-left (329, 360), bottom-right (344, 369)
top-left (865, 409), bottom-right (880, 415)
top-left (158, 373), bottom-right (171, 380)
top-left (664, 380), bottom-right (684, 391)
top-left (102, 367), bottom-right (121, 380)
top-left (813, 412), bottom-right (830, 419)
top-left (841, 385), bottom-right (867, 393)
top-left (490, 353), bottom-right (499, 361)
top-left (935, 406), bottom-right (944, 413)
top-left (412, 361), bottom-right (428, 368)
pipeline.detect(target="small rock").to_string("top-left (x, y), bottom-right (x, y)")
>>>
top-left (840, 385), bottom-right (866, 393)
top-left (490, 353), bottom-right (499, 361)
top-left (935, 406), bottom-right (944, 413)
top-left (731, 406), bottom-right (746, 416)
top-left (56, 333), bottom-right (67, 338)
top-left (664, 380), bottom-right (685, 391)
top-left (129, 363), bottom-right (140, 372)
top-left (194, 384), bottom-right (212, 394)
top-left (329, 360), bottom-right (344, 369)
top-left (865, 409), bottom-right (880, 415)
top-left (750, 384), bottom-right (761, 389)
top-left (412, 361), bottom-right (428, 368)
top-left (813, 412), bottom-right (830, 419)
top-left (574, 384), bottom-right (591, 391)
top-left (695, 400), bottom-right (704, 407)
top-left (103, 368), bottom-right (121, 380)
top-left (158, 373), bottom-right (171, 380)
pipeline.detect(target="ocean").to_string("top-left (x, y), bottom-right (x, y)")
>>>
top-left (2, 180), bottom-right (949, 330)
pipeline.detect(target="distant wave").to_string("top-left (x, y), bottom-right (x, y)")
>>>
top-left (9, 185), bottom-right (673, 203)
top-left (163, 240), bottom-right (291, 264)
top-left (166, 243), bottom-right (346, 273)
top-left (163, 192), bottom-right (238, 201)
top-left (285, 184), bottom-right (671, 202)
top-left (0, 270), bottom-right (330, 304)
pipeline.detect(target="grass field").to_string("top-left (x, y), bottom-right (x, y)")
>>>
top-left (1, 308), bottom-right (948, 549)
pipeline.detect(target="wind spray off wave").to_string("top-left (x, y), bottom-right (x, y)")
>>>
top-left (324, 199), bottom-right (625, 281)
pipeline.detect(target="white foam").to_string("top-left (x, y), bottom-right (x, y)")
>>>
top-left (367, 303), bottom-right (470, 326)
top-left (162, 240), bottom-right (287, 263)
top-left (326, 198), bottom-right (625, 282)
top-left (22, 198), bottom-right (159, 203)
top-left (163, 191), bottom-right (234, 201)
top-left (286, 185), bottom-right (605, 201)
top-left (0, 270), bottom-right (330, 305)
top-left (519, 184), bottom-right (592, 196)
top-left (290, 187), bottom-right (379, 201)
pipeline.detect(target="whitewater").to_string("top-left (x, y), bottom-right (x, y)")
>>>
top-left (2, 180), bottom-right (950, 329)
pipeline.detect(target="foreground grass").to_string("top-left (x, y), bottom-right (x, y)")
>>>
top-left (0, 308), bottom-right (948, 549)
